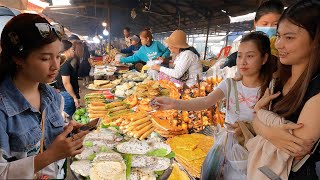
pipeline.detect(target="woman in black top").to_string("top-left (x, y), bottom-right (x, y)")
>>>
top-left (56, 40), bottom-right (80, 116)
top-left (76, 41), bottom-right (91, 86)
top-left (253, 0), bottom-right (320, 179)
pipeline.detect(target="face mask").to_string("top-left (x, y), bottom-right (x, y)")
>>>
top-left (256, 26), bottom-right (277, 38)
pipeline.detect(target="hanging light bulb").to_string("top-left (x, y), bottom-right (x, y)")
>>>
top-left (93, 36), bottom-right (100, 44)
top-left (131, 8), bottom-right (137, 19)
top-left (103, 29), bottom-right (109, 36)
top-left (102, 22), bottom-right (107, 27)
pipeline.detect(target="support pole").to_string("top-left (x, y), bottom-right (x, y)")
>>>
top-left (108, 5), bottom-right (111, 54)
top-left (225, 22), bottom-right (230, 46)
top-left (203, 18), bottom-right (210, 60)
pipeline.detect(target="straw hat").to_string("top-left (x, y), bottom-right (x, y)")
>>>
top-left (165, 30), bottom-right (189, 49)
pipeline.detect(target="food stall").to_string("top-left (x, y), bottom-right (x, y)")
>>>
top-left (70, 52), bottom-right (226, 179)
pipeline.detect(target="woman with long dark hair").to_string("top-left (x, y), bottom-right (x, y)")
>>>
top-left (153, 32), bottom-right (275, 125)
top-left (55, 40), bottom-right (80, 117)
top-left (75, 40), bottom-right (91, 86)
top-left (253, 0), bottom-right (320, 179)
top-left (0, 14), bottom-right (88, 179)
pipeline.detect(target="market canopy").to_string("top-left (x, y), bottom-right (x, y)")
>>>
top-left (42, 0), bottom-right (295, 37)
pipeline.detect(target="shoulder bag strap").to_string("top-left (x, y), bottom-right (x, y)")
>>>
top-left (227, 78), bottom-right (232, 110)
top-left (232, 79), bottom-right (240, 115)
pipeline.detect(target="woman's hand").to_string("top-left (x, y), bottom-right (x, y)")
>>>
top-left (229, 122), bottom-right (242, 137)
top-left (114, 57), bottom-right (120, 63)
top-left (151, 64), bottom-right (161, 71)
top-left (46, 123), bottom-right (89, 161)
top-left (156, 57), bottom-right (164, 61)
top-left (151, 97), bottom-right (176, 110)
top-left (265, 123), bottom-right (314, 157)
top-left (67, 120), bottom-right (83, 130)
top-left (254, 88), bottom-right (281, 112)
top-left (74, 98), bottom-right (80, 108)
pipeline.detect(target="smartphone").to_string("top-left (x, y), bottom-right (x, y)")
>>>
top-left (69, 118), bottom-right (101, 136)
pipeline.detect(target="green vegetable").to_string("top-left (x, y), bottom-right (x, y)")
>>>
top-left (79, 108), bottom-right (86, 115)
top-left (100, 124), bottom-right (120, 130)
top-left (84, 141), bottom-right (93, 147)
top-left (165, 151), bottom-right (176, 159)
top-left (154, 170), bottom-right (165, 177)
top-left (112, 126), bottom-right (120, 131)
top-left (81, 116), bottom-right (87, 121)
top-left (81, 117), bottom-right (87, 124)
top-left (160, 89), bottom-right (170, 96)
top-left (75, 109), bottom-right (81, 115)
top-left (74, 114), bottom-right (80, 121)
top-left (146, 148), bottom-right (168, 157)
top-left (100, 146), bottom-right (108, 152)
top-left (84, 176), bottom-right (90, 180)
top-left (123, 154), bottom-right (132, 178)
top-left (85, 117), bottom-right (90, 123)
top-left (75, 108), bottom-right (86, 116)
top-left (115, 132), bottom-right (122, 137)
top-left (87, 153), bottom-right (96, 161)
top-left (101, 123), bottom-right (110, 128)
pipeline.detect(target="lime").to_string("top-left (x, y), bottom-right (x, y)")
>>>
top-left (87, 153), bottom-right (96, 161)
top-left (81, 119), bottom-right (87, 124)
top-left (74, 114), bottom-right (80, 121)
top-left (81, 116), bottom-right (87, 121)
top-left (75, 109), bottom-right (81, 115)
top-left (79, 108), bottom-right (86, 115)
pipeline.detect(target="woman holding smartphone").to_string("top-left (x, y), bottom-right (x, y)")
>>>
top-left (0, 14), bottom-right (88, 179)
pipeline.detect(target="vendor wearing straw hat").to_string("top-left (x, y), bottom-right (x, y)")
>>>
top-left (151, 30), bottom-right (202, 87)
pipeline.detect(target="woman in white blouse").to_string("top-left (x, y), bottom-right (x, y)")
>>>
top-left (151, 30), bottom-right (202, 87)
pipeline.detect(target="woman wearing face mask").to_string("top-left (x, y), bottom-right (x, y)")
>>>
top-left (252, 0), bottom-right (320, 179)
top-left (0, 14), bottom-right (88, 179)
top-left (222, 0), bottom-right (284, 68)
top-left (150, 30), bottom-right (202, 87)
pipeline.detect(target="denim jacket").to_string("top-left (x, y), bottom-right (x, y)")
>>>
top-left (0, 76), bottom-right (65, 179)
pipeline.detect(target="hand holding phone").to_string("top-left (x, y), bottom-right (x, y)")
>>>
top-left (69, 118), bottom-right (101, 137)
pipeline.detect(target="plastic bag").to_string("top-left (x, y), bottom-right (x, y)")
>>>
top-left (201, 125), bottom-right (227, 180)
top-left (147, 69), bottom-right (158, 80)
top-left (224, 133), bottom-right (248, 180)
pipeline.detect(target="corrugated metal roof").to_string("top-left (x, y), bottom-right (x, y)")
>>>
top-left (42, 0), bottom-right (296, 37)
